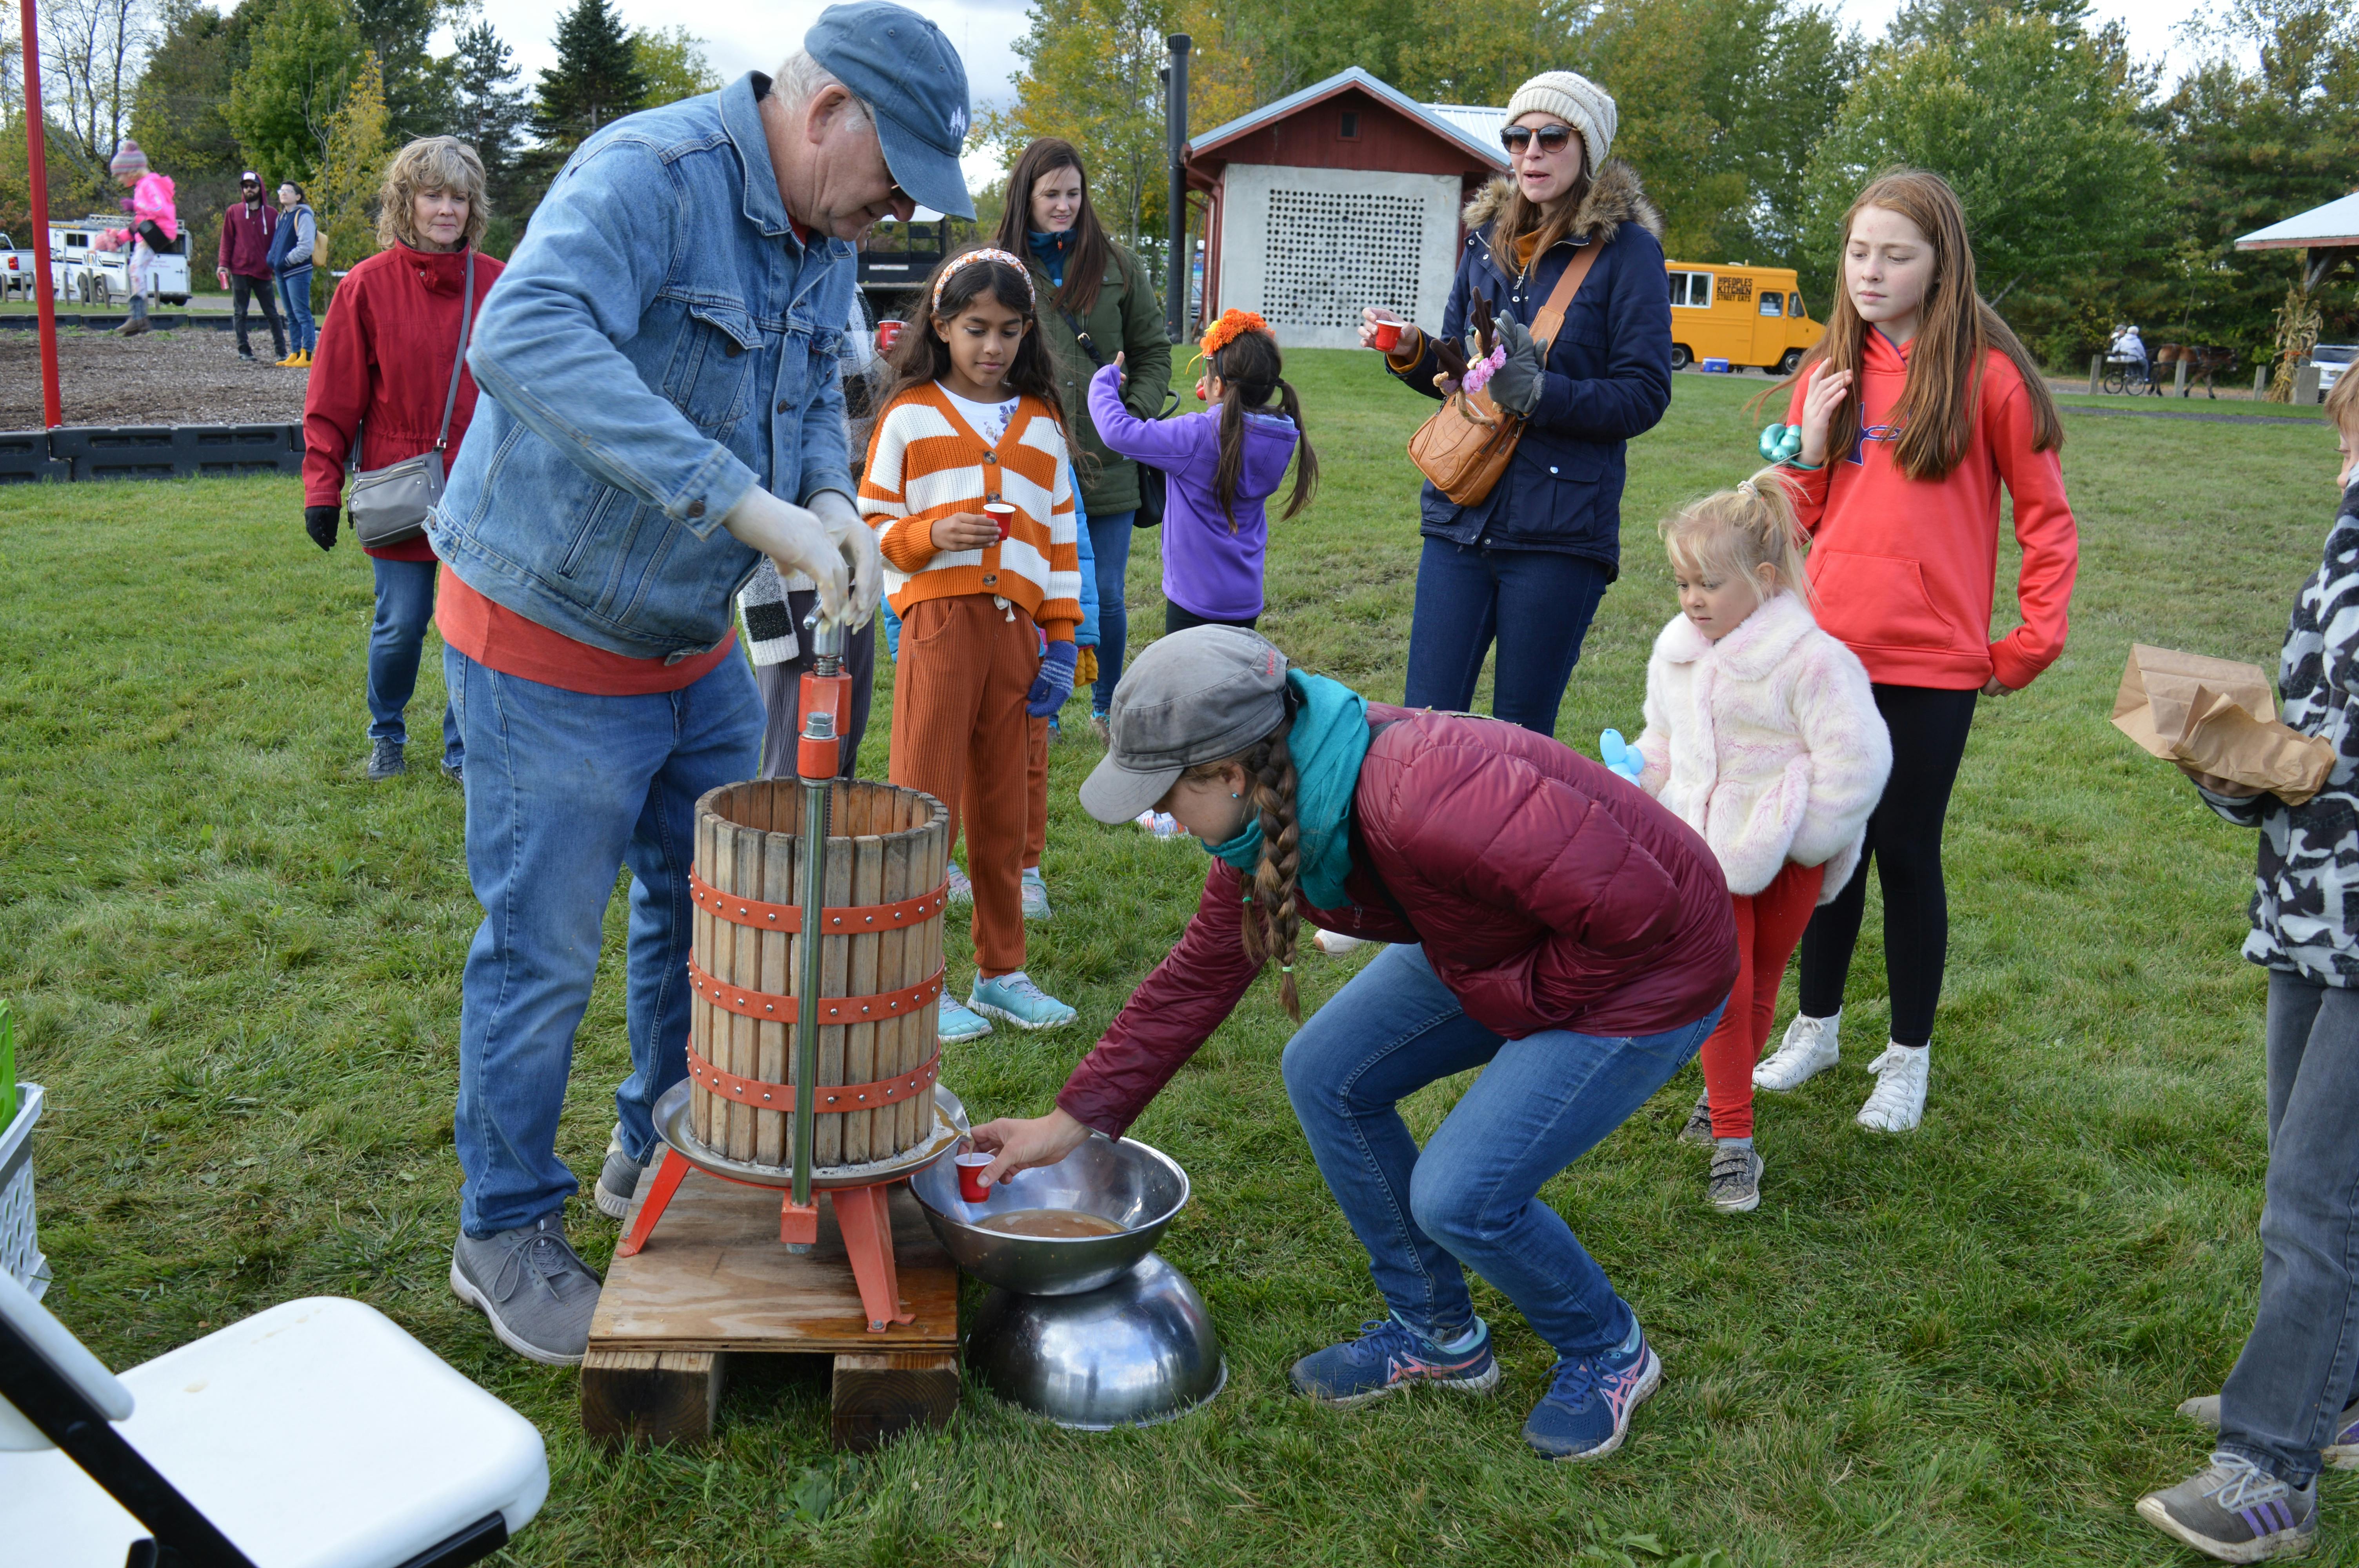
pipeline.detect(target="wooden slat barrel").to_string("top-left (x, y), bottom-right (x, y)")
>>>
top-left (689, 779), bottom-right (949, 1170)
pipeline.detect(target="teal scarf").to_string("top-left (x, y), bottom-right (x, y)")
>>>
top-left (1205, 671), bottom-right (1370, 911)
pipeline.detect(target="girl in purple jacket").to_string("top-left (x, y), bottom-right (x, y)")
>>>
top-left (1090, 311), bottom-right (1318, 635)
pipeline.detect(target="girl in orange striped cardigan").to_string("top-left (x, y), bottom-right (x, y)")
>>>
top-left (862, 249), bottom-right (1086, 1040)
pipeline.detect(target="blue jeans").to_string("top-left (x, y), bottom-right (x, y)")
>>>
top-left (1404, 538), bottom-right (1611, 736)
top-left (1281, 943), bottom-right (1720, 1357)
top-left (444, 645), bottom-right (763, 1236)
top-left (2219, 969), bottom-right (2359, 1484)
top-left (1088, 508), bottom-right (1136, 713)
top-left (367, 556), bottom-right (460, 768)
top-left (276, 266), bottom-right (315, 351)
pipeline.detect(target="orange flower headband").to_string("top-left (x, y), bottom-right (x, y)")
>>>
top-left (933, 247), bottom-right (1034, 312)
top-left (1199, 309), bottom-right (1270, 359)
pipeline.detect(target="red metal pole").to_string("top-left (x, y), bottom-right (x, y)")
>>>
top-left (20, 0), bottom-right (64, 429)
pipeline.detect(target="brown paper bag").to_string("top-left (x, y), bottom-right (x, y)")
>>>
top-left (2111, 644), bottom-right (2334, 804)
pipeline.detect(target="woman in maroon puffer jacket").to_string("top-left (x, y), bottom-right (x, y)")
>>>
top-left (972, 627), bottom-right (1735, 1463)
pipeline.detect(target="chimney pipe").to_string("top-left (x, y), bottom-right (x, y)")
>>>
top-left (1165, 34), bottom-right (1192, 343)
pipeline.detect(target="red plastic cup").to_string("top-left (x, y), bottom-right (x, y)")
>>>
top-left (1370, 320), bottom-right (1403, 351)
top-left (875, 319), bottom-right (905, 352)
top-left (955, 1151), bottom-right (994, 1203)
top-left (983, 503), bottom-right (1015, 542)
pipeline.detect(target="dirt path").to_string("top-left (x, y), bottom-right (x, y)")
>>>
top-left (1, 323), bottom-right (309, 429)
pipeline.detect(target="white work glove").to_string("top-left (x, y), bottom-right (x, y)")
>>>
top-left (722, 487), bottom-right (848, 625)
top-left (808, 488), bottom-right (883, 629)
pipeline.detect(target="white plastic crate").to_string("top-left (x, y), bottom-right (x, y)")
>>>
top-left (2, 1082), bottom-right (49, 1300)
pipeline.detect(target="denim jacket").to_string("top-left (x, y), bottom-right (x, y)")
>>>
top-left (431, 73), bottom-right (856, 661)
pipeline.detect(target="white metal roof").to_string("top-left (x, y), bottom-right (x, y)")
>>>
top-left (1425, 104), bottom-right (1510, 148)
top-left (2235, 191), bottom-right (2359, 251)
top-left (1189, 67), bottom-right (1509, 171)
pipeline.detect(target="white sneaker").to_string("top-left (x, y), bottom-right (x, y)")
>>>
top-left (1856, 1044), bottom-right (1928, 1132)
top-left (1754, 1010), bottom-right (1839, 1091)
top-left (1314, 929), bottom-right (1373, 956)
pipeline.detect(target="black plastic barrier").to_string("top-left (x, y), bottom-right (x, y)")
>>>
top-left (0, 424), bottom-right (304, 483)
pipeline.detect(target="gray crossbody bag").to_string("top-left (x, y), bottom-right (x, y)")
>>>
top-left (348, 252), bottom-right (474, 550)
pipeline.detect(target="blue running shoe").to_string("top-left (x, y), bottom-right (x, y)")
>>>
top-left (969, 970), bottom-right (1077, 1030)
top-left (1289, 1316), bottom-right (1500, 1408)
top-left (1524, 1332), bottom-right (1663, 1461)
top-left (938, 996), bottom-right (993, 1044)
top-left (1021, 867), bottom-right (1052, 921)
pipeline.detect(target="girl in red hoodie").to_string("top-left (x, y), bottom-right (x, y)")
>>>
top-left (1748, 168), bottom-right (2077, 1133)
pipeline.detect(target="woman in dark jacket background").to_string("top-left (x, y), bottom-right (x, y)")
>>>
top-left (301, 136), bottom-right (502, 782)
top-left (972, 627), bottom-right (1734, 1463)
top-left (993, 138), bottom-right (1172, 735)
top-left (1364, 71), bottom-right (1672, 738)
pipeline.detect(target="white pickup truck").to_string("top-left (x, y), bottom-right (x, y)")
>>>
top-left (47, 216), bottom-right (193, 307)
top-left (1, 233), bottom-right (41, 301)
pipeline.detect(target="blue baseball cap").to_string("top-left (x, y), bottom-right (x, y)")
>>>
top-left (807, 2), bottom-right (975, 220)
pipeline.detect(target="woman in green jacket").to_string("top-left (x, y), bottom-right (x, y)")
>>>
top-left (992, 137), bottom-right (1173, 735)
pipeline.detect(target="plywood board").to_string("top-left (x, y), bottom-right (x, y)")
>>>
top-left (589, 1169), bottom-right (959, 1354)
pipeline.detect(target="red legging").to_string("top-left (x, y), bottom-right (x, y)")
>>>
top-left (1702, 859), bottom-right (1826, 1138)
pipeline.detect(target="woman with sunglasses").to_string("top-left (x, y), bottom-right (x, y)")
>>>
top-left (1362, 71), bottom-right (1672, 738)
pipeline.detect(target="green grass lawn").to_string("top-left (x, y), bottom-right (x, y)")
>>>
top-left (3, 354), bottom-right (2352, 1565)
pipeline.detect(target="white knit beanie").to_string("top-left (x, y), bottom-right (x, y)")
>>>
top-left (1504, 71), bottom-right (1616, 172)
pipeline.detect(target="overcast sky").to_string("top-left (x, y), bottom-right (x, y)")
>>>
top-left (459, 0), bottom-right (2242, 187)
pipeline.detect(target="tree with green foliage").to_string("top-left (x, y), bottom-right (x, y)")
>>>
top-left (225, 0), bottom-right (362, 185)
top-left (632, 25), bottom-right (720, 110)
top-left (980, 0), bottom-right (1175, 248)
top-left (532, 0), bottom-right (647, 154)
top-left (314, 46), bottom-right (388, 283)
top-left (1798, 11), bottom-right (2164, 323)
top-left (349, 0), bottom-right (450, 143)
top-left (450, 16), bottom-right (530, 242)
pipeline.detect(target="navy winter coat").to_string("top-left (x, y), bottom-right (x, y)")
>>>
top-left (1388, 161), bottom-right (1673, 579)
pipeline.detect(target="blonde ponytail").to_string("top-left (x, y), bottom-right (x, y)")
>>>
top-left (1660, 466), bottom-right (1813, 606)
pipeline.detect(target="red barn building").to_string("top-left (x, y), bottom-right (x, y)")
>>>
top-left (1185, 69), bottom-right (1510, 348)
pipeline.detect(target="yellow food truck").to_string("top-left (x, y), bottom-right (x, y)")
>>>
top-left (1664, 262), bottom-right (1822, 375)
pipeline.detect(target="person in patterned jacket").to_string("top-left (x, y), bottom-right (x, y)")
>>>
top-left (2135, 366), bottom-right (2359, 1563)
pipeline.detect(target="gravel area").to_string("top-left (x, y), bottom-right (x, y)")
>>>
top-left (1, 322), bottom-right (310, 429)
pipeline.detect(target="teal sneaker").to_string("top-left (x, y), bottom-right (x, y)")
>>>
top-left (938, 996), bottom-right (993, 1044)
top-left (1289, 1316), bottom-right (1500, 1408)
top-left (1523, 1331), bottom-right (1662, 1462)
top-left (969, 970), bottom-right (1076, 1031)
top-left (1021, 867), bottom-right (1052, 920)
top-left (946, 862), bottom-right (972, 905)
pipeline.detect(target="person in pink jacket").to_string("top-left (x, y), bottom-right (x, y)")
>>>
top-left (1617, 468), bottom-right (1891, 1213)
top-left (94, 140), bottom-right (178, 336)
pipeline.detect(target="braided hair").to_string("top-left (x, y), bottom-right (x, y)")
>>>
top-left (1177, 708), bottom-right (1304, 1020)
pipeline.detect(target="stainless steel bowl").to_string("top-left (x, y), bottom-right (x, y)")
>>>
top-left (909, 1135), bottom-right (1189, 1296)
top-left (967, 1254), bottom-right (1226, 1429)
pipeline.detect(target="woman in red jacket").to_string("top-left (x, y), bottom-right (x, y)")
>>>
top-left (972, 627), bottom-right (1737, 1463)
top-left (1747, 168), bottom-right (2077, 1133)
top-left (302, 136), bottom-right (503, 782)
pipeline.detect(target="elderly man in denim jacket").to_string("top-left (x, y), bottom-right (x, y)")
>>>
top-left (425, 2), bottom-right (972, 1365)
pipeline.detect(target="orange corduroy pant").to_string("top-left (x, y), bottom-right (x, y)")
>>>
top-left (890, 596), bottom-right (1040, 978)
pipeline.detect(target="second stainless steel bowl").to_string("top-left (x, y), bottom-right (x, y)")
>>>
top-left (908, 1135), bottom-right (1189, 1296)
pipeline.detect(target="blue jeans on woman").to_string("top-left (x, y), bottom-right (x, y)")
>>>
top-left (444, 645), bottom-right (764, 1236)
top-left (1281, 942), bottom-right (1720, 1357)
top-left (2217, 969), bottom-right (2359, 1484)
top-left (368, 556), bottom-right (460, 770)
top-left (276, 265), bottom-right (315, 351)
top-left (1404, 538), bottom-right (1612, 737)
top-left (1087, 508), bottom-right (1136, 713)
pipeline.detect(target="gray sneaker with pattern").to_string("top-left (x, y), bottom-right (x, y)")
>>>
top-left (2136, 1453), bottom-right (2316, 1562)
top-left (594, 1123), bottom-right (644, 1219)
top-left (1707, 1144), bottom-right (1763, 1212)
top-left (449, 1214), bottom-right (603, 1366)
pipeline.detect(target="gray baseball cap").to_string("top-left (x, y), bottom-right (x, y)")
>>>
top-left (1079, 627), bottom-right (1292, 824)
top-left (807, 3), bottom-right (976, 220)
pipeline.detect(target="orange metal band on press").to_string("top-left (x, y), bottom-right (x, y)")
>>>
top-left (685, 956), bottom-right (945, 1024)
top-left (687, 869), bottom-right (950, 934)
top-left (684, 1043), bottom-right (943, 1112)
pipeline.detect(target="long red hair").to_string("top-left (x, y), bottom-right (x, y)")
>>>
top-left (1777, 168), bottom-right (2062, 481)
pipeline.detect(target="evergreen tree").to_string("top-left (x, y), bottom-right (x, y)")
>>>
top-left (350, 0), bottom-right (447, 142)
top-left (533, 0), bottom-right (647, 154)
top-left (452, 21), bottom-right (529, 176)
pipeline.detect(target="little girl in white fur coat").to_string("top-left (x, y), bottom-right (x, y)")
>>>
top-left (1618, 470), bottom-right (1890, 1214)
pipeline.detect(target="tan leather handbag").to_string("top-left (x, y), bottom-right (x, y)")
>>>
top-left (1406, 239), bottom-right (1605, 506)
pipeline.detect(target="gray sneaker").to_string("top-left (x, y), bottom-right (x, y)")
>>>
top-left (2181, 1393), bottom-right (2359, 1470)
top-left (367, 738), bottom-right (406, 779)
top-left (1677, 1090), bottom-right (1714, 1145)
top-left (1707, 1144), bottom-right (1763, 1212)
top-left (449, 1214), bottom-right (603, 1366)
top-left (594, 1124), bottom-right (644, 1220)
top-left (2136, 1452), bottom-right (2315, 1562)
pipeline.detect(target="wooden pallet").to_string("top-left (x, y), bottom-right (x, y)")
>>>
top-left (582, 1165), bottom-right (960, 1452)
